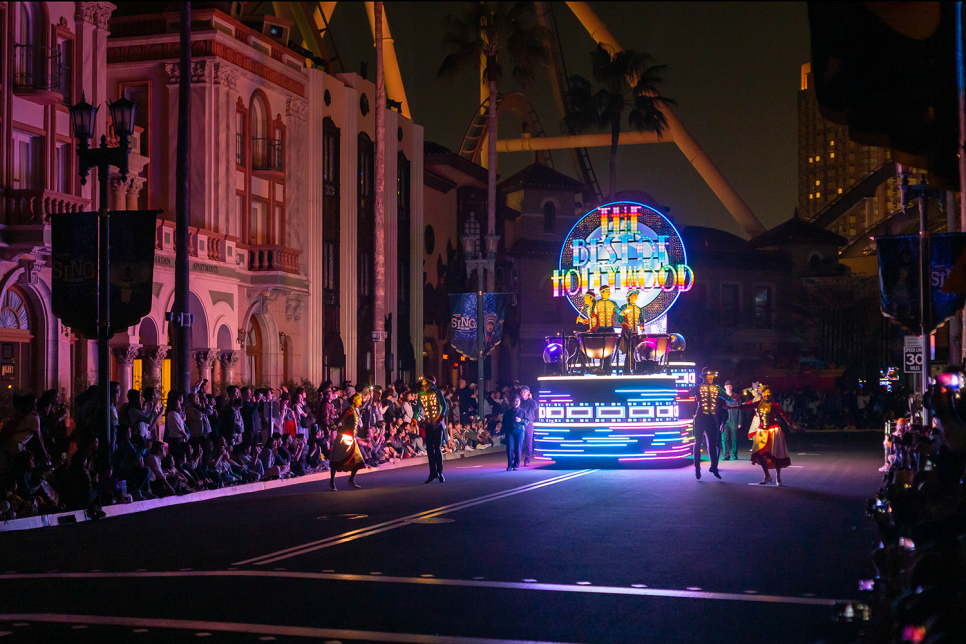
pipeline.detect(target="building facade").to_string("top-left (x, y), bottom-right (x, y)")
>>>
top-left (0, 2), bottom-right (424, 399)
top-left (798, 62), bottom-right (903, 238)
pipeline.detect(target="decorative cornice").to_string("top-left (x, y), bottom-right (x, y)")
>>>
top-left (286, 96), bottom-right (308, 123)
top-left (217, 350), bottom-right (241, 368)
top-left (75, 2), bottom-right (116, 31)
top-left (111, 344), bottom-right (141, 366)
top-left (285, 294), bottom-right (305, 321)
top-left (141, 345), bottom-right (169, 367)
top-left (164, 60), bottom-right (214, 86)
top-left (214, 62), bottom-right (240, 92)
top-left (110, 38), bottom-right (306, 97)
top-left (194, 349), bottom-right (218, 369)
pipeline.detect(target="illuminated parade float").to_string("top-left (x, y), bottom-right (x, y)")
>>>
top-left (536, 201), bottom-right (697, 466)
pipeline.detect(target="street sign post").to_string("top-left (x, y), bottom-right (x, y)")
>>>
top-left (904, 335), bottom-right (924, 374)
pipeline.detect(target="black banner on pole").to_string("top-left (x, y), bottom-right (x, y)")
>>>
top-left (51, 210), bottom-right (159, 339)
top-left (877, 233), bottom-right (966, 333)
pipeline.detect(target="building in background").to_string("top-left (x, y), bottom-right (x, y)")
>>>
top-left (0, 2), bottom-right (424, 399)
top-left (799, 62), bottom-right (903, 239)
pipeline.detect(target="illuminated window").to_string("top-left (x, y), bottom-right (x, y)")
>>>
top-left (809, 194), bottom-right (814, 199)
top-left (816, 154), bottom-right (821, 160)
top-left (830, 140), bottom-right (834, 146)
top-left (838, 188), bottom-right (843, 194)
top-left (808, 157), bottom-right (813, 163)
top-left (815, 180), bottom-right (820, 186)
top-left (830, 152), bottom-right (835, 158)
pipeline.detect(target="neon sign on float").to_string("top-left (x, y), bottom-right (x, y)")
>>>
top-left (551, 201), bottom-right (694, 329)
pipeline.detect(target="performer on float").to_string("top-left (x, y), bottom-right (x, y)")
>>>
top-left (692, 367), bottom-right (733, 480)
top-left (576, 290), bottom-right (598, 330)
top-left (413, 375), bottom-right (448, 483)
top-left (734, 384), bottom-right (793, 485)
top-left (619, 288), bottom-right (644, 374)
top-left (330, 393), bottom-right (365, 490)
top-left (593, 285), bottom-right (619, 373)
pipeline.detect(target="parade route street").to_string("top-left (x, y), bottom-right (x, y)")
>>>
top-left (0, 432), bottom-right (881, 643)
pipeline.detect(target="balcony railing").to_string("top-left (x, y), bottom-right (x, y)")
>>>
top-left (14, 45), bottom-right (67, 102)
top-left (241, 244), bottom-right (301, 274)
top-left (235, 132), bottom-right (244, 166)
top-left (252, 137), bottom-right (283, 172)
top-left (5, 189), bottom-right (90, 224)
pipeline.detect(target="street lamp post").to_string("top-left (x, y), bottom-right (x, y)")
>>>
top-left (69, 92), bottom-right (136, 452)
top-left (462, 235), bottom-right (487, 423)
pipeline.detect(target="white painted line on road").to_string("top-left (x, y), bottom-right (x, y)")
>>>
top-left (0, 615), bottom-right (579, 644)
top-left (234, 470), bottom-right (597, 566)
top-left (0, 571), bottom-right (854, 606)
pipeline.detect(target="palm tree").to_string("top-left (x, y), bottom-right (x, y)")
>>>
top-left (437, 2), bottom-right (549, 248)
top-left (565, 44), bottom-right (674, 200)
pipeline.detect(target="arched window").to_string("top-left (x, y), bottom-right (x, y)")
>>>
top-left (543, 201), bottom-right (556, 232)
top-left (251, 94), bottom-right (268, 140)
top-left (15, 3), bottom-right (55, 93)
top-left (16, 3), bottom-right (41, 47)
top-left (0, 290), bottom-right (30, 331)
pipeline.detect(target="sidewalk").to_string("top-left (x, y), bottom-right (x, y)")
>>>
top-left (0, 445), bottom-right (502, 533)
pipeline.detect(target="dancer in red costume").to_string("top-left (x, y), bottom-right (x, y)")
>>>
top-left (330, 393), bottom-right (365, 490)
top-left (735, 385), bottom-right (795, 485)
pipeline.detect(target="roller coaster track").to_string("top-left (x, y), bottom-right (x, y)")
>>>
top-left (458, 93), bottom-right (555, 169)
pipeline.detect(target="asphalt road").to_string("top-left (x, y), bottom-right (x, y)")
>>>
top-left (0, 432), bottom-right (883, 643)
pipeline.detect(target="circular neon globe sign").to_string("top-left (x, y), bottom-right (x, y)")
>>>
top-left (552, 201), bottom-right (694, 325)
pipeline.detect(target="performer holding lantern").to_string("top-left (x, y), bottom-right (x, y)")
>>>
top-left (735, 385), bottom-right (793, 485)
top-left (413, 375), bottom-right (448, 483)
top-left (330, 393), bottom-right (365, 490)
top-left (692, 367), bottom-right (732, 480)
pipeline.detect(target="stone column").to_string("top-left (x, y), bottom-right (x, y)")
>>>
top-left (141, 345), bottom-right (169, 389)
top-left (111, 344), bottom-right (141, 395)
top-left (125, 176), bottom-right (146, 210)
top-left (194, 349), bottom-right (218, 384)
top-left (218, 350), bottom-right (241, 389)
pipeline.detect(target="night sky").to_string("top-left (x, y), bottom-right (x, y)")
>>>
top-left (327, 2), bottom-right (810, 237)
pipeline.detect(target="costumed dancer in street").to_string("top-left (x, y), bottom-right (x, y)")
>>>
top-left (740, 381), bottom-right (763, 451)
top-left (735, 384), bottom-right (793, 485)
top-left (593, 285), bottom-right (618, 373)
top-left (330, 393), bottom-right (365, 490)
top-left (619, 288), bottom-right (644, 374)
top-left (692, 367), bottom-right (733, 480)
top-left (720, 380), bottom-right (740, 460)
top-left (518, 385), bottom-right (538, 466)
top-left (413, 375), bottom-right (448, 483)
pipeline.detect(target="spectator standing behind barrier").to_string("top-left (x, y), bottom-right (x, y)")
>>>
top-left (503, 396), bottom-right (526, 471)
top-left (518, 385), bottom-right (538, 467)
top-left (127, 388), bottom-right (163, 448)
top-left (720, 381), bottom-right (740, 461)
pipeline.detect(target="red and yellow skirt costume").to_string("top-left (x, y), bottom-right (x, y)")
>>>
top-left (748, 414), bottom-right (791, 469)
top-left (330, 408), bottom-right (365, 471)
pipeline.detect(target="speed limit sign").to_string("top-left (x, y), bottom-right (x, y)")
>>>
top-left (904, 336), bottom-right (923, 373)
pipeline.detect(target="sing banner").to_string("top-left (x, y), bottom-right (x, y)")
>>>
top-left (51, 210), bottom-right (159, 339)
top-left (449, 293), bottom-right (512, 359)
top-left (877, 233), bottom-right (966, 333)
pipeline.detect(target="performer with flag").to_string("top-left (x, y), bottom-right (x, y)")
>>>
top-left (329, 393), bottom-right (365, 490)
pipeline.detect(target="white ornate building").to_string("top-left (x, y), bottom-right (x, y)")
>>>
top-left (0, 2), bottom-right (424, 398)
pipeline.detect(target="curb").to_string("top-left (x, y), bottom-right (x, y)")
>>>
top-left (0, 444), bottom-right (503, 533)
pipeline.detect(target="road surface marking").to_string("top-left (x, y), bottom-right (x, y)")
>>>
top-left (0, 571), bottom-right (853, 606)
top-left (235, 470), bottom-right (597, 566)
top-left (0, 615), bottom-right (578, 644)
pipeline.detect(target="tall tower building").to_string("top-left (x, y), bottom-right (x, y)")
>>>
top-left (798, 63), bottom-right (904, 238)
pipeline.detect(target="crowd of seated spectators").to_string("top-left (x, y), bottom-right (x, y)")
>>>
top-left (0, 377), bottom-right (522, 522)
